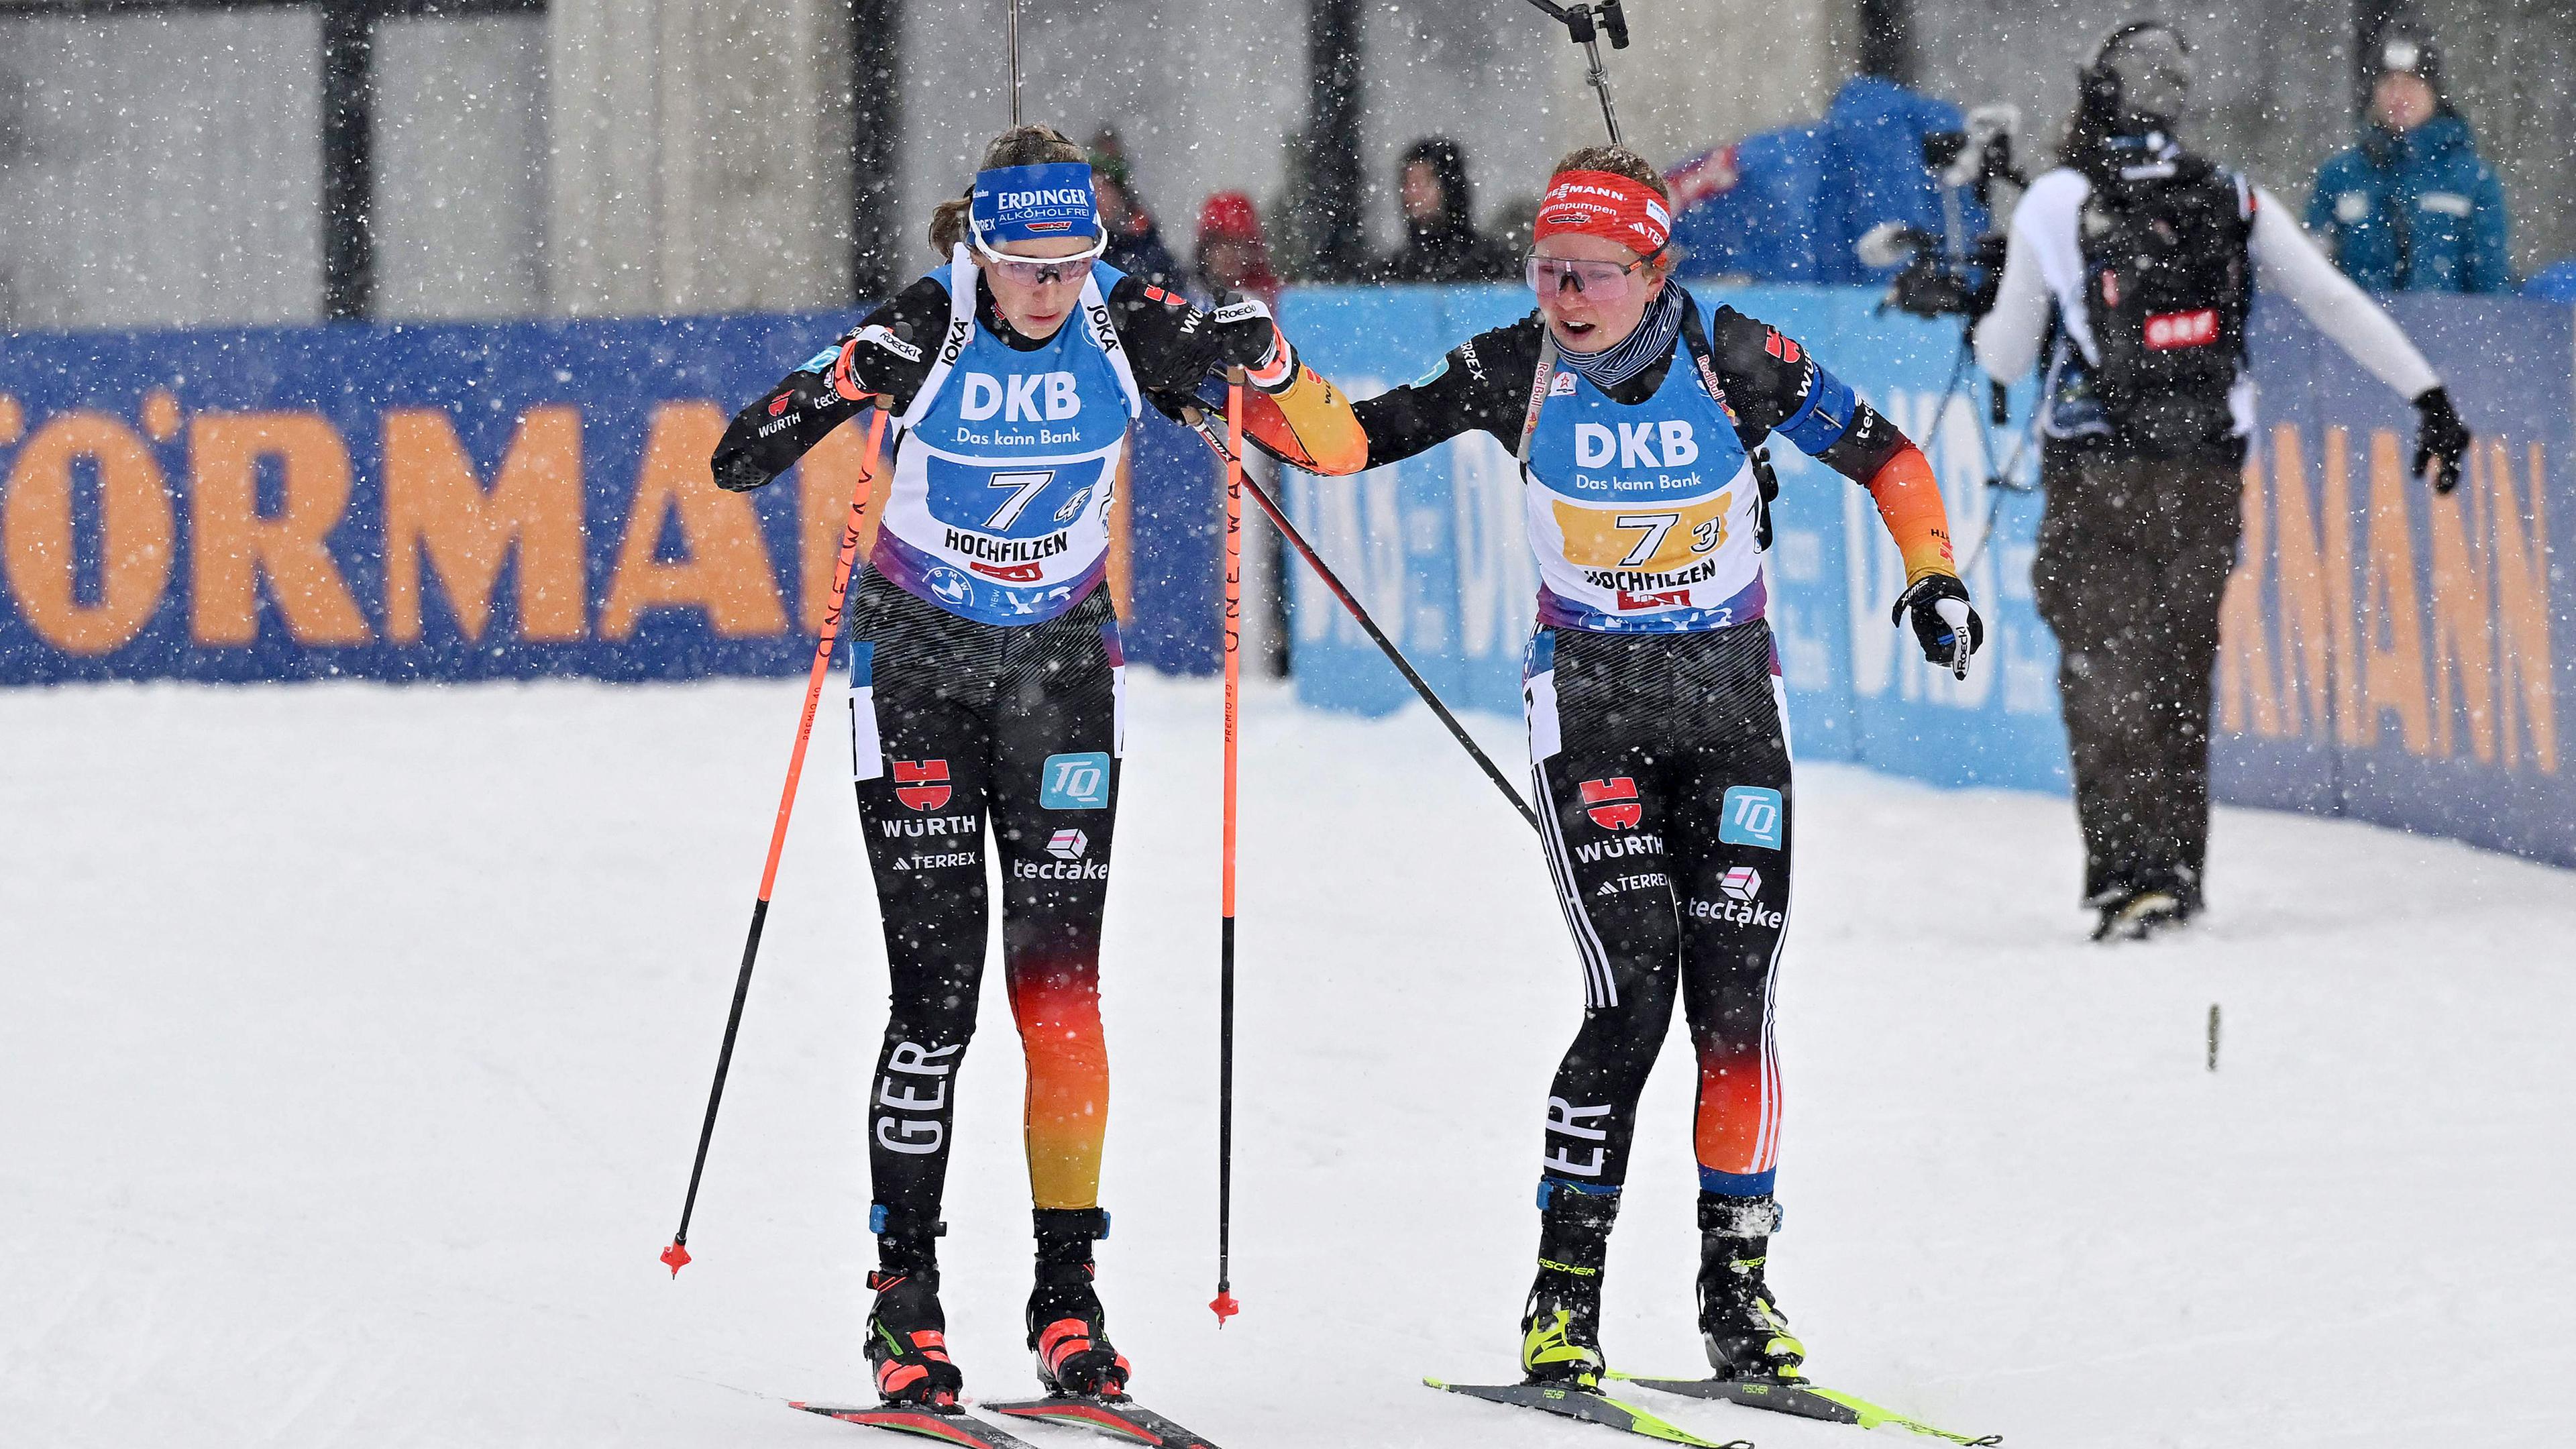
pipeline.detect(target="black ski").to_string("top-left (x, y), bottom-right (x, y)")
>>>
top-left (1613, 1373), bottom-right (1998, 1446)
top-left (1426, 1378), bottom-right (1754, 1448)
top-left (793, 1400), bottom-right (1046, 1449)
top-left (980, 1394), bottom-right (1224, 1448)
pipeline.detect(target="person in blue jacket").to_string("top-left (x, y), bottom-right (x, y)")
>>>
top-left (2305, 24), bottom-right (2510, 294)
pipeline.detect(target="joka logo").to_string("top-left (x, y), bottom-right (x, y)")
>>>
top-left (1719, 865), bottom-right (1762, 902)
top-left (1040, 752), bottom-right (1111, 810)
top-left (1580, 777), bottom-right (1642, 829)
top-left (2145, 309), bottom-right (2219, 350)
top-left (893, 759), bottom-right (952, 812)
top-left (1046, 828), bottom-right (1089, 860)
top-left (1719, 785), bottom-right (1783, 850)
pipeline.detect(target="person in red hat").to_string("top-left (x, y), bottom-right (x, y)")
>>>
top-left (1193, 191), bottom-right (1283, 312)
top-left (1234, 144), bottom-right (1978, 1393)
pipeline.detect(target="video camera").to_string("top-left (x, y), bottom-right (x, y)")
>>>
top-left (1868, 103), bottom-right (2023, 323)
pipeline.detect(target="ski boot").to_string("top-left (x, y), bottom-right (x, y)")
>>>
top-left (864, 1265), bottom-right (963, 1409)
top-left (1697, 1193), bottom-right (1805, 1381)
top-left (1520, 1183), bottom-right (1619, 1389)
top-left (1027, 1208), bottom-right (1131, 1399)
top-left (2092, 888), bottom-right (2191, 942)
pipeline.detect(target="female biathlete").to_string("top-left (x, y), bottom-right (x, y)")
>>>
top-left (1258, 147), bottom-right (1983, 1388)
top-left (707, 124), bottom-right (1349, 1409)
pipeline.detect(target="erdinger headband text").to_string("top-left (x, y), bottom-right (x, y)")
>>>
top-left (970, 162), bottom-right (1102, 249)
top-left (1534, 170), bottom-right (1672, 255)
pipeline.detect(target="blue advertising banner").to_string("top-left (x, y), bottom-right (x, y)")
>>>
top-left (1277, 282), bottom-right (2576, 869)
top-left (0, 311), bottom-right (1224, 684)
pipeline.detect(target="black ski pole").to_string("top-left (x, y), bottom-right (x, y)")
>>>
top-left (1173, 402), bottom-right (1542, 835)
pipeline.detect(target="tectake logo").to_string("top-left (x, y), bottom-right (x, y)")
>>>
top-left (2145, 309), bottom-right (2219, 350)
top-left (1719, 864), bottom-right (1762, 901)
top-left (1046, 828), bottom-right (1089, 860)
top-left (893, 759), bottom-right (952, 812)
top-left (1579, 776), bottom-right (1642, 830)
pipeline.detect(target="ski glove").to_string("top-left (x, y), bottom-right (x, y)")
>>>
top-left (1109, 286), bottom-right (1224, 396)
top-left (1892, 574), bottom-right (1985, 681)
top-left (2412, 386), bottom-right (2469, 495)
top-left (1210, 294), bottom-right (1296, 391)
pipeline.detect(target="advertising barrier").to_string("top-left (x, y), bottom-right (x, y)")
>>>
top-left (6, 288), bottom-right (2566, 866)
top-left (0, 312), bottom-right (1224, 684)
top-left (1276, 284), bottom-right (2573, 868)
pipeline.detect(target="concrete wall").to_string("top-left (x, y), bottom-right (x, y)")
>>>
top-left (548, 0), bottom-right (852, 317)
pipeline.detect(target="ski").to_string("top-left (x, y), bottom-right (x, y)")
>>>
top-left (981, 1394), bottom-right (1225, 1448)
top-left (1611, 1374), bottom-right (1999, 1446)
top-left (792, 1401), bottom-right (1047, 1449)
top-left (1425, 1378), bottom-right (1754, 1448)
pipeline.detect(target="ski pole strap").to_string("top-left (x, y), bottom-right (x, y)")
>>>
top-left (1517, 329), bottom-right (1559, 474)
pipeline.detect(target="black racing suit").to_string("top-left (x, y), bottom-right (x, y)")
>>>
top-left (710, 268), bottom-right (1213, 1257)
top-left (1346, 307), bottom-right (1918, 1214)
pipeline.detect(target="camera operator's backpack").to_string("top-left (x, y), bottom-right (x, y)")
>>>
top-left (2078, 153), bottom-right (2253, 453)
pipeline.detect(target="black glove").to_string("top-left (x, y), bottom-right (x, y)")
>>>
top-left (1891, 574), bottom-right (1986, 680)
top-left (2412, 386), bottom-right (2469, 495)
top-left (1110, 287), bottom-right (1222, 395)
top-left (1210, 294), bottom-right (1292, 387)
top-left (1886, 254), bottom-right (1996, 321)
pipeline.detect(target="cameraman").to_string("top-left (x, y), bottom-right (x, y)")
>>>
top-left (1968, 20), bottom-right (2470, 941)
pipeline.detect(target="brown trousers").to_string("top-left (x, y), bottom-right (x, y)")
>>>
top-left (2029, 445), bottom-right (2245, 906)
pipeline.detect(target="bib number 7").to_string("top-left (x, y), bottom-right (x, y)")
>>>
top-left (1613, 512), bottom-right (1681, 567)
top-left (984, 469), bottom-right (1057, 529)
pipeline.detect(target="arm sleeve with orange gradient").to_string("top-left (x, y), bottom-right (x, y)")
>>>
top-left (1237, 354), bottom-right (1371, 476)
top-left (1858, 442), bottom-right (1958, 584)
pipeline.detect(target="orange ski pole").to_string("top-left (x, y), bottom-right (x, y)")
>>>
top-left (1211, 370), bottom-right (1246, 1326)
top-left (663, 394), bottom-right (892, 1277)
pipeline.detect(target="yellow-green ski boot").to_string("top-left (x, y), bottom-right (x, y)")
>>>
top-left (1519, 1183), bottom-right (1619, 1387)
top-left (1697, 1193), bottom-right (1806, 1381)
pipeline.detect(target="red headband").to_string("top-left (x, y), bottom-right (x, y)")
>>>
top-left (1534, 169), bottom-right (1672, 255)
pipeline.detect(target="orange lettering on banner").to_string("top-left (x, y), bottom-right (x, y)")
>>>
top-left (2268, 427), bottom-right (2337, 739)
top-left (2491, 439), bottom-right (2557, 773)
top-left (1, 412), bottom-right (174, 654)
top-left (2216, 443), bottom-right (2282, 737)
top-left (598, 401), bottom-right (789, 641)
top-left (2426, 443), bottom-right (2496, 762)
top-left (2321, 428), bottom-right (2367, 747)
top-left (2358, 429), bottom-right (2432, 755)
top-left (383, 407), bottom-right (587, 643)
top-left (189, 412), bottom-right (371, 646)
top-left (796, 421), bottom-right (889, 635)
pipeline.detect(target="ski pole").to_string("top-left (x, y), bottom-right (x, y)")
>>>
top-left (662, 395), bottom-right (893, 1278)
top-left (1171, 399), bottom-right (1541, 835)
top-left (1210, 369), bottom-right (1246, 1326)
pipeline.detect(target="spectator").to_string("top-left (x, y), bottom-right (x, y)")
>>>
top-left (1376, 136), bottom-right (1517, 283)
top-left (1089, 136), bottom-right (1183, 288)
top-left (2305, 23), bottom-right (2510, 294)
top-left (1193, 191), bottom-right (1283, 309)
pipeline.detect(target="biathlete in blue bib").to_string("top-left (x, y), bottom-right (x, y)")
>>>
top-left (709, 123), bottom-right (1358, 1411)
top-left (1263, 145), bottom-right (1986, 1392)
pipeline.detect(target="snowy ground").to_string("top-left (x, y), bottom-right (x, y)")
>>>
top-left (4, 673), bottom-right (2571, 1449)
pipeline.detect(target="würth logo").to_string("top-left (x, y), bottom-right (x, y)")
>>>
top-left (1579, 777), bottom-right (1642, 830)
top-left (894, 759), bottom-right (952, 812)
top-left (2145, 309), bottom-right (2219, 350)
